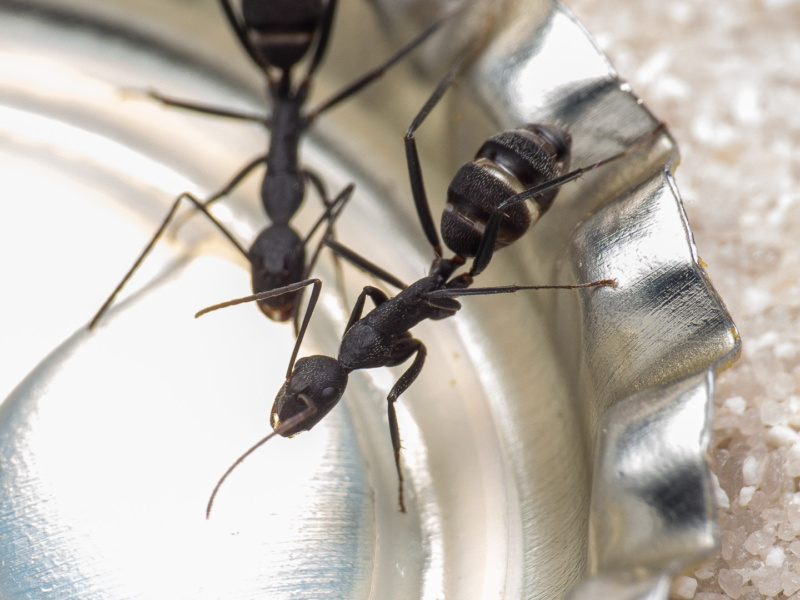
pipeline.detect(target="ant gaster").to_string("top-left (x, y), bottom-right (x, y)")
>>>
top-left (88, 0), bottom-right (460, 330)
top-left (198, 42), bottom-right (666, 518)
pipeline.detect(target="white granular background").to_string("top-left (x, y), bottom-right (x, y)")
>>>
top-left (567, 0), bottom-right (800, 598)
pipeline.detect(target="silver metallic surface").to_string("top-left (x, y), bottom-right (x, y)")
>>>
top-left (0, 0), bottom-right (739, 599)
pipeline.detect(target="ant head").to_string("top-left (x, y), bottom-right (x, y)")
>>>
top-left (241, 0), bottom-right (325, 71)
top-left (271, 356), bottom-right (348, 436)
top-left (249, 225), bottom-right (306, 321)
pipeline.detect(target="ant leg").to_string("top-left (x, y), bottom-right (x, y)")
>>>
top-left (291, 184), bottom-right (355, 334)
top-left (301, 184), bottom-right (354, 273)
top-left (129, 89), bottom-right (269, 125)
top-left (168, 154), bottom-right (267, 237)
top-left (303, 0), bottom-right (338, 81)
top-left (301, 168), bottom-right (347, 312)
top-left (386, 339), bottom-right (427, 513)
top-left (345, 286), bottom-right (390, 332)
top-left (302, 169), bottom-right (331, 208)
top-left (202, 154), bottom-right (268, 209)
top-left (404, 51), bottom-right (474, 255)
top-left (206, 392), bottom-right (317, 519)
top-left (305, 5), bottom-right (465, 121)
top-left (470, 211), bottom-right (500, 277)
top-left (324, 238), bottom-right (408, 292)
top-left (471, 124), bottom-right (668, 276)
top-left (218, 0), bottom-right (275, 82)
top-left (89, 192), bottom-right (251, 330)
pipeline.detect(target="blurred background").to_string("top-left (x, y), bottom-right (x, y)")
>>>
top-left (569, 1), bottom-right (800, 598)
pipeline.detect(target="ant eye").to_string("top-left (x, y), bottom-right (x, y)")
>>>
top-left (321, 387), bottom-right (338, 401)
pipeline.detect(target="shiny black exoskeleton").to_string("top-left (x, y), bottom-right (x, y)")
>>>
top-left (200, 234), bottom-right (614, 516)
top-left (89, 0), bottom-right (453, 329)
top-left (200, 29), bottom-right (663, 518)
top-left (441, 124), bottom-right (571, 257)
top-left (271, 256), bottom-right (464, 439)
top-left (403, 58), bottom-right (580, 275)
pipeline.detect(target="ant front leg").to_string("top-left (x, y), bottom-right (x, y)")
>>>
top-left (345, 286), bottom-right (390, 332)
top-left (386, 339), bottom-right (427, 513)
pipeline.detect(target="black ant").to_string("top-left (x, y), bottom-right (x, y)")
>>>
top-left (88, 0), bottom-right (460, 330)
top-left (196, 48), bottom-right (668, 517)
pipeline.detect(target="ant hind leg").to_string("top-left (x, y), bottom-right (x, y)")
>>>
top-left (89, 192), bottom-right (251, 330)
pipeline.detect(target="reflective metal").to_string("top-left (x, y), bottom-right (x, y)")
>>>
top-left (0, 1), bottom-right (739, 599)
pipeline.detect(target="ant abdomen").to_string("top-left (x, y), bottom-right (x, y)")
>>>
top-left (441, 124), bottom-right (571, 257)
top-left (242, 0), bottom-right (324, 71)
top-left (249, 224), bottom-right (305, 321)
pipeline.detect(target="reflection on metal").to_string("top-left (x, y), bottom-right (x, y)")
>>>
top-left (0, 0), bottom-right (739, 599)
top-left (587, 373), bottom-right (717, 575)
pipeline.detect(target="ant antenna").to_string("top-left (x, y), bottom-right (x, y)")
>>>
top-left (423, 279), bottom-right (618, 300)
top-left (206, 394), bottom-right (318, 519)
top-left (195, 278), bottom-right (322, 380)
